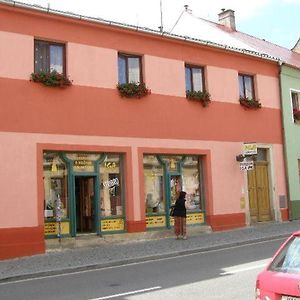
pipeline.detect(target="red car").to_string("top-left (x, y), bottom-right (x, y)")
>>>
top-left (256, 231), bottom-right (300, 300)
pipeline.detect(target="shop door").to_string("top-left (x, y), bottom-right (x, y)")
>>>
top-left (248, 161), bottom-right (271, 222)
top-left (75, 176), bottom-right (96, 233)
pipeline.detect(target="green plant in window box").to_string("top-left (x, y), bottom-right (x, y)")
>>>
top-left (239, 97), bottom-right (262, 109)
top-left (31, 70), bottom-right (72, 87)
top-left (116, 82), bottom-right (151, 98)
top-left (293, 108), bottom-right (300, 122)
top-left (186, 90), bottom-right (211, 107)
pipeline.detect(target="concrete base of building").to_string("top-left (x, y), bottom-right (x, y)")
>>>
top-left (0, 226), bottom-right (45, 260)
top-left (207, 213), bottom-right (246, 231)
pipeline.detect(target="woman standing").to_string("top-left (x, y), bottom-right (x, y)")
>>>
top-left (173, 191), bottom-right (188, 240)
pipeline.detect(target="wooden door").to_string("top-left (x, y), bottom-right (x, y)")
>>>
top-left (248, 162), bottom-right (271, 222)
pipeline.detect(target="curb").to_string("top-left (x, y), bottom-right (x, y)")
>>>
top-left (0, 233), bottom-right (289, 284)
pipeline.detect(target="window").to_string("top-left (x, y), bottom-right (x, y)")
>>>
top-left (118, 53), bottom-right (142, 84)
top-left (34, 40), bottom-right (65, 74)
top-left (239, 74), bottom-right (255, 99)
top-left (292, 92), bottom-right (300, 122)
top-left (143, 155), bottom-right (164, 214)
top-left (99, 154), bottom-right (124, 217)
top-left (185, 65), bottom-right (204, 92)
top-left (43, 152), bottom-right (68, 220)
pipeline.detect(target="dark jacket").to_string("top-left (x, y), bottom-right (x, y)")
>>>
top-left (173, 194), bottom-right (186, 218)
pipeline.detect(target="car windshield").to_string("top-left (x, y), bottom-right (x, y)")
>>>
top-left (268, 236), bottom-right (300, 274)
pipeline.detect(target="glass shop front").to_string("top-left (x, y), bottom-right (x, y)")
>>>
top-left (43, 152), bottom-right (125, 238)
top-left (144, 155), bottom-right (206, 229)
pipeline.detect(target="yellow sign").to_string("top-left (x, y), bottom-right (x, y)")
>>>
top-left (186, 212), bottom-right (205, 224)
top-left (44, 222), bottom-right (70, 236)
top-left (101, 218), bottom-right (124, 231)
top-left (243, 143), bottom-right (257, 155)
top-left (73, 159), bottom-right (94, 172)
top-left (146, 216), bottom-right (166, 228)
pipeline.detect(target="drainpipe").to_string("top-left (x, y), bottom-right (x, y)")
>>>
top-left (278, 61), bottom-right (292, 221)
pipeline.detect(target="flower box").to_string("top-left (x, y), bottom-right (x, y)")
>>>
top-left (116, 82), bottom-right (151, 98)
top-left (239, 97), bottom-right (261, 109)
top-left (186, 90), bottom-right (211, 107)
top-left (31, 71), bottom-right (72, 87)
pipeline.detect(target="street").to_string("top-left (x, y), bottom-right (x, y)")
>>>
top-left (0, 238), bottom-right (284, 300)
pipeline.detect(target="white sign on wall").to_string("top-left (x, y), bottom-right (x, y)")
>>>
top-left (240, 161), bottom-right (254, 171)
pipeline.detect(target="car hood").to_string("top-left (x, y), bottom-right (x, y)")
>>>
top-left (258, 270), bottom-right (300, 296)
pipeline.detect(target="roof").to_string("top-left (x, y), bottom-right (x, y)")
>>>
top-left (170, 11), bottom-right (300, 69)
top-left (0, 0), bottom-right (279, 63)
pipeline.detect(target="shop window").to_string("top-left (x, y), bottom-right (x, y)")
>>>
top-left (185, 64), bottom-right (204, 92)
top-left (118, 53), bottom-right (142, 84)
top-left (43, 152), bottom-right (68, 220)
top-left (182, 156), bottom-right (202, 211)
top-left (34, 40), bottom-right (65, 74)
top-left (144, 155), bottom-right (164, 214)
top-left (99, 154), bottom-right (124, 217)
top-left (239, 74), bottom-right (255, 99)
top-left (292, 91), bottom-right (300, 122)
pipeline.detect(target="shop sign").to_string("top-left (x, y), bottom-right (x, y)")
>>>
top-left (240, 161), bottom-right (254, 171)
top-left (243, 143), bottom-right (257, 156)
top-left (44, 222), bottom-right (70, 236)
top-left (73, 159), bottom-right (94, 172)
top-left (169, 213), bottom-right (204, 226)
top-left (101, 218), bottom-right (124, 231)
top-left (187, 213), bottom-right (205, 224)
top-left (146, 216), bottom-right (166, 228)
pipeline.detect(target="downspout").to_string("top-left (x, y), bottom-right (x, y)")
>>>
top-left (278, 61), bottom-right (292, 221)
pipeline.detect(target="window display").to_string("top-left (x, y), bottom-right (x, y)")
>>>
top-left (99, 154), bottom-right (123, 217)
top-left (182, 156), bottom-right (202, 211)
top-left (43, 152), bottom-right (68, 220)
top-left (144, 155), bottom-right (165, 213)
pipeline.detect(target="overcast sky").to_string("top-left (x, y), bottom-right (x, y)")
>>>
top-left (15, 0), bottom-right (300, 49)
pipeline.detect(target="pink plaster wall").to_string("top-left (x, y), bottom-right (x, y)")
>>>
top-left (207, 66), bottom-right (239, 103)
top-left (144, 55), bottom-right (185, 97)
top-left (0, 133), bottom-right (38, 228)
top-left (256, 74), bottom-right (281, 109)
top-left (68, 43), bottom-right (117, 88)
top-left (0, 131), bottom-right (286, 228)
top-left (208, 143), bottom-right (245, 214)
top-left (0, 31), bottom-right (33, 80)
top-left (273, 144), bottom-right (287, 196)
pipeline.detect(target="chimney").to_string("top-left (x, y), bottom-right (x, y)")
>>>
top-left (218, 8), bottom-right (236, 31)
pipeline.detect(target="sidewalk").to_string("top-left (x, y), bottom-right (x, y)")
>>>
top-left (1, 220), bottom-right (300, 282)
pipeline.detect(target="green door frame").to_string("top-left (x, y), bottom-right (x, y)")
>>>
top-left (61, 153), bottom-right (107, 237)
top-left (157, 155), bottom-right (185, 229)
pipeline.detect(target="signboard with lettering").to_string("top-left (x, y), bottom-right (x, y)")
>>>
top-left (44, 222), bottom-right (70, 236)
top-left (243, 143), bottom-right (257, 156)
top-left (146, 216), bottom-right (166, 228)
top-left (170, 212), bottom-right (205, 226)
top-left (101, 218), bottom-right (124, 231)
top-left (240, 161), bottom-right (254, 171)
top-left (187, 212), bottom-right (205, 224)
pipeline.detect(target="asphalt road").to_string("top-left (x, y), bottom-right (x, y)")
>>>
top-left (0, 238), bottom-right (285, 300)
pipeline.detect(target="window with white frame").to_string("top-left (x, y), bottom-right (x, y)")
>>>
top-left (292, 91), bottom-right (300, 122)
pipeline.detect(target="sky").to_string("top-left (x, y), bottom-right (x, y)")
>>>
top-left (12, 0), bottom-right (300, 49)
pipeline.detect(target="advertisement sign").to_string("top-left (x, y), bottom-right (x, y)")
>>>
top-left (243, 143), bottom-right (257, 156)
top-left (240, 161), bottom-right (254, 171)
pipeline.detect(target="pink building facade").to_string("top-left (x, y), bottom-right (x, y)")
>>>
top-left (0, 2), bottom-right (287, 260)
